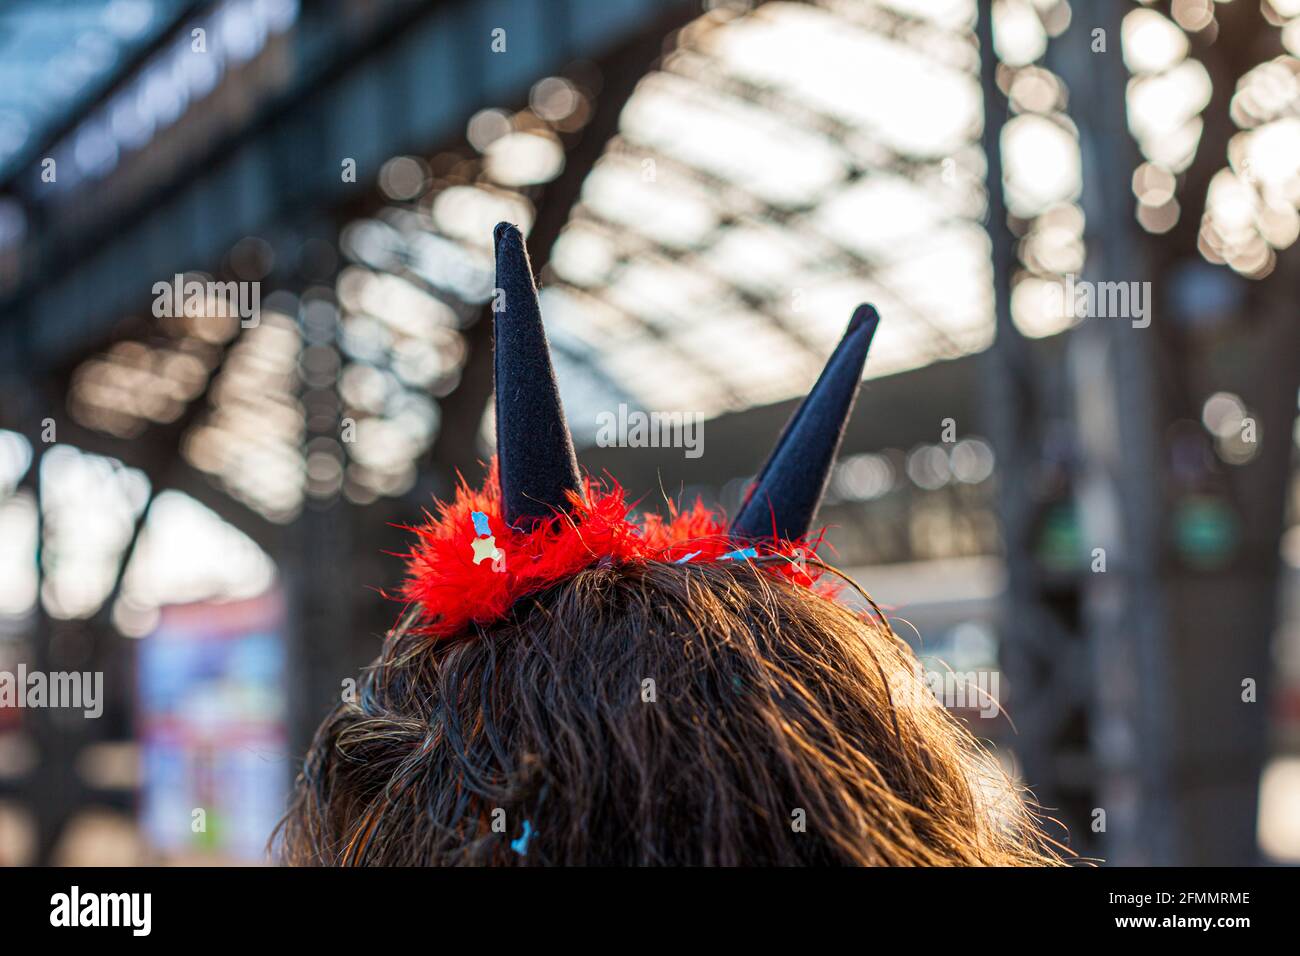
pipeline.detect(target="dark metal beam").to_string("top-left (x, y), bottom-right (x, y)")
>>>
top-left (1059, 0), bottom-right (1298, 864)
top-left (975, 0), bottom-right (1094, 855)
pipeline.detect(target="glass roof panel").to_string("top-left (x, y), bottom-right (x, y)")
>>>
top-left (543, 0), bottom-right (998, 442)
top-left (579, 155), bottom-right (721, 249)
top-left (704, 2), bottom-right (981, 158)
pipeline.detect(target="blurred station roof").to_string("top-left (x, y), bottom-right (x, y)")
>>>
top-left (0, 0), bottom-right (1296, 554)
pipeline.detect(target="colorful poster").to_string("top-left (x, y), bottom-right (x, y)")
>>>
top-left (137, 588), bottom-right (287, 862)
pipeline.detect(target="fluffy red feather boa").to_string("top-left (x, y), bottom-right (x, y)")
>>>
top-left (399, 464), bottom-right (827, 638)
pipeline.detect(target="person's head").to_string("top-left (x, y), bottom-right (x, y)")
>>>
top-left (277, 223), bottom-right (1064, 865)
top-left (278, 559), bottom-right (1062, 865)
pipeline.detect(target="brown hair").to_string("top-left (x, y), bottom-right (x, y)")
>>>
top-left (277, 561), bottom-right (1066, 865)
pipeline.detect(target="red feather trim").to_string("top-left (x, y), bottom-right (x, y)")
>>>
top-left (398, 461), bottom-right (829, 638)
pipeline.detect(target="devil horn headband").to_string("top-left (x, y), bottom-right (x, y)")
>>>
top-left (398, 223), bottom-right (879, 637)
top-left (491, 221), bottom-right (878, 536)
top-left (731, 303), bottom-right (879, 540)
top-left (493, 222), bottom-right (584, 526)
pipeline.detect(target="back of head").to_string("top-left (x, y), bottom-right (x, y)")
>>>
top-left (278, 561), bottom-right (1063, 865)
top-left (279, 223), bottom-right (1064, 865)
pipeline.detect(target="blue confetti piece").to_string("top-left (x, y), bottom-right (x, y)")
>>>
top-left (511, 819), bottom-right (535, 856)
top-left (471, 511), bottom-right (492, 537)
top-left (721, 547), bottom-right (757, 561)
top-left (674, 551), bottom-right (702, 564)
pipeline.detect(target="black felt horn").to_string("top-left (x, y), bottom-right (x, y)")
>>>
top-left (493, 222), bottom-right (583, 527)
top-left (730, 304), bottom-right (880, 542)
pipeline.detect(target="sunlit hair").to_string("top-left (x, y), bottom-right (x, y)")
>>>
top-left (277, 561), bottom-right (1068, 865)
